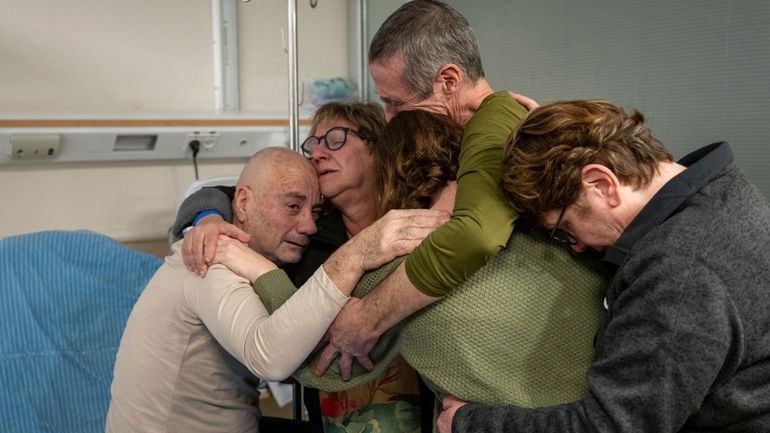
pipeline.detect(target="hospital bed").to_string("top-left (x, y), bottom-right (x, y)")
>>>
top-left (0, 230), bottom-right (162, 433)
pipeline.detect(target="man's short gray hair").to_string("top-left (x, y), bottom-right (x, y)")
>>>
top-left (368, 0), bottom-right (484, 100)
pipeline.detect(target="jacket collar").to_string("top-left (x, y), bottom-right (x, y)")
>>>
top-left (603, 142), bottom-right (733, 266)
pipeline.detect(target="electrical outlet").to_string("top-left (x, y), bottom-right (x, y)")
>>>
top-left (8, 134), bottom-right (61, 160)
top-left (187, 131), bottom-right (220, 151)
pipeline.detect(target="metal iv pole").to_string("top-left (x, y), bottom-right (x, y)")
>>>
top-left (287, 0), bottom-right (300, 153)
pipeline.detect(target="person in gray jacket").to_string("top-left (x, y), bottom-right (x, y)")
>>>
top-left (438, 99), bottom-right (770, 433)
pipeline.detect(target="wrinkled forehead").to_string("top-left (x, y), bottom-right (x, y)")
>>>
top-left (285, 166), bottom-right (321, 198)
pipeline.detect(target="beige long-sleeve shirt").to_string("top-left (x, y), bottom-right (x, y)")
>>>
top-left (106, 241), bottom-right (348, 433)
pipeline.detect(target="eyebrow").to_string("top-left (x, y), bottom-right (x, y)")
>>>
top-left (281, 192), bottom-right (308, 202)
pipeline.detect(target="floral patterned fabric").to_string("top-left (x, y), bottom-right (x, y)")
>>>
top-left (320, 356), bottom-right (421, 433)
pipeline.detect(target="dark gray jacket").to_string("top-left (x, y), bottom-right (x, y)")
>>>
top-left (455, 142), bottom-right (770, 433)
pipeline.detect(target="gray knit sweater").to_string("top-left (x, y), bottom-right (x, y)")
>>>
top-left (455, 142), bottom-right (770, 433)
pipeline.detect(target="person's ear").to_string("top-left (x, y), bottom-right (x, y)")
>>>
top-left (436, 64), bottom-right (462, 95)
top-left (233, 186), bottom-right (252, 224)
top-left (581, 164), bottom-right (621, 207)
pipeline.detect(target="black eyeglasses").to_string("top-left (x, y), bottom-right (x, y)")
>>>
top-left (550, 208), bottom-right (578, 246)
top-left (300, 126), bottom-right (370, 158)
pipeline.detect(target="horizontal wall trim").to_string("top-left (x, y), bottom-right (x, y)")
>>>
top-left (0, 118), bottom-right (311, 128)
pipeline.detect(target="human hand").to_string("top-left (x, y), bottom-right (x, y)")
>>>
top-left (181, 214), bottom-right (250, 276)
top-left (508, 91), bottom-right (540, 111)
top-left (212, 235), bottom-right (277, 282)
top-left (437, 395), bottom-right (468, 433)
top-left (345, 208), bottom-right (450, 273)
top-left (314, 297), bottom-right (378, 380)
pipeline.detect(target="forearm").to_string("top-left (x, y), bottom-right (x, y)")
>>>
top-left (321, 243), bottom-right (367, 297)
top-left (199, 266), bottom-right (348, 381)
top-left (243, 267), bottom-right (349, 380)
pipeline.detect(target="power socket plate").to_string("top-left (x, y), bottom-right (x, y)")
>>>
top-left (187, 131), bottom-right (220, 151)
top-left (9, 133), bottom-right (61, 160)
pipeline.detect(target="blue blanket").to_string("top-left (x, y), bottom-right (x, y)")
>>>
top-left (0, 230), bottom-right (162, 433)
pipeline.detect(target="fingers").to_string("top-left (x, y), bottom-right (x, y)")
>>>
top-left (203, 229), bottom-right (219, 265)
top-left (181, 235), bottom-right (196, 272)
top-left (339, 354), bottom-right (353, 381)
top-left (355, 354), bottom-right (374, 372)
top-left (386, 208), bottom-right (450, 222)
top-left (219, 223), bottom-right (251, 244)
top-left (315, 344), bottom-right (339, 376)
top-left (387, 239), bottom-right (424, 258)
top-left (507, 91), bottom-right (540, 111)
top-left (384, 221), bottom-right (448, 257)
top-left (442, 395), bottom-right (462, 409)
top-left (437, 395), bottom-right (466, 433)
top-left (379, 209), bottom-right (449, 239)
top-left (399, 224), bottom-right (445, 241)
top-left (437, 409), bottom-right (451, 433)
top-left (391, 209), bottom-right (451, 232)
top-left (181, 229), bottom-right (208, 276)
top-left (406, 213), bottom-right (451, 229)
top-left (211, 235), bottom-right (231, 265)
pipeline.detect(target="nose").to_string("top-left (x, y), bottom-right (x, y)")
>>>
top-left (296, 210), bottom-right (318, 236)
top-left (570, 242), bottom-right (588, 253)
top-left (310, 142), bottom-right (330, 163)
top-left (384, 105), bottom-right (398, 122)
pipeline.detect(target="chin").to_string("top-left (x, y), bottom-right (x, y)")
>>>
top-left (277, 253), bottom-right (302, 265)
top-left (319, 186), bottom-right (339, 200)
top-left (319, 180), bottom-right (343, 197)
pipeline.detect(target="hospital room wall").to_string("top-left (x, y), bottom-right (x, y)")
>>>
top-left (0, 0), bottom-right (353, 242)
top-left (447, 0), bottom-right (770, 200)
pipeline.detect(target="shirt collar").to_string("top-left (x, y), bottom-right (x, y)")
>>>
top-left (603, 142), bottom-right (733, 266)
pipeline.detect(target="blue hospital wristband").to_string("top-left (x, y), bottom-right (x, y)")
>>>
top-left (192, 209), bottom-right (224, 226)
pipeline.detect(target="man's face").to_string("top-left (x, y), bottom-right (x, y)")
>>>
top-left (245, 166), bottom-right (322, 265)
top-left (369, 55), bottom-right (449, 122)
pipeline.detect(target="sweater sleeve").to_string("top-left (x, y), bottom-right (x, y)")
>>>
top-left (187, 265), bottom-right (349, 381)
top-left (171, 186), bottom-right (236, 239)
top-left (251, 269), bottom-right (298, 313)
top-left (404, 92), bottom-right (526, 296)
